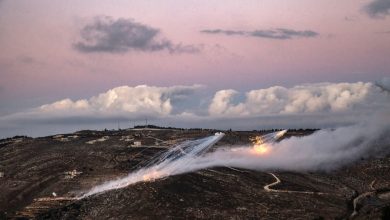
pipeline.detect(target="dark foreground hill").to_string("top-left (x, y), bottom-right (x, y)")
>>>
top-left (0, 128), bottom-right (389, 219)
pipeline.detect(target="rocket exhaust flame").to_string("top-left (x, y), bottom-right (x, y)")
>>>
top-left (250, 130), bottom-right (287, 155)
top-left (253, 144), bottom-right (270, 155)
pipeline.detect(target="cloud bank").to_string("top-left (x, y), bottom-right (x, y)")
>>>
top-left (0, 81), bottom-right (389, 138)
top-left (26, 81), bottom-right (390, 120)
top-left (38, 85), bottom-right (202, 117)
top-left (209, 82), bottom-right (389, 117)
top-left (364, 0), bottom-right (390, 18)
top-left (201, 28), bottom-right (319, 40)
top-left (74, 16), bottom-right (200, 54)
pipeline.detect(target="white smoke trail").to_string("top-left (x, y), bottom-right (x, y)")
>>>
top-left (81, 133), bottom-right (225, 198)
top-left (81, 112), bottom-right (390, 198)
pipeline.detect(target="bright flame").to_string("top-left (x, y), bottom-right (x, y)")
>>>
top-left (253, 144), bottom-right (270, 155)
top-left (250, 136), bottom-right (271, 155)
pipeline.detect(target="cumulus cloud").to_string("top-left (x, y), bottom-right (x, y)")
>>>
top-left (1, 81), bottom-right (389, 138)
top-left (200, 28), bottom-right (319, 40)
top-left (208, 89), bottom-right (238, 116)
top-left (209, 82), bottom-right (390, 117)
top-left (364, 0), bottom-right (390, 18)
top-left (38, 85), bottom-right (203, 117)
top-left (74, 16), bottom-right (200, 54)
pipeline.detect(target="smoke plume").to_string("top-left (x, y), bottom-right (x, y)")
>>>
top-left (190, 113), bottom-right (390, 172)
top-left (81, 112), bottom-right (390, 198)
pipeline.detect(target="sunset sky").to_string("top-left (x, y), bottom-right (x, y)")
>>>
top-left (0, 0), bottom-right (389, 137)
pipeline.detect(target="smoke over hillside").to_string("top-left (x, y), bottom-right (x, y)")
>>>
top-left (193, 112), bottom-right (390, 172)
top-left (82, 112), bottom-right (390, 197)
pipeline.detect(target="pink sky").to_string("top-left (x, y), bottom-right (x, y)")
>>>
top-left (0, 0), bottom-right (389, 115)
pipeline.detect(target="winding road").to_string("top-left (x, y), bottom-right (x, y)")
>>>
top-left (263, 173), bottom-right (282, 192)
top-left (263, 173), bottom-right (327, 195)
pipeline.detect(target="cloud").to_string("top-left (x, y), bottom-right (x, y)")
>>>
top-left (209, 82), bottom-right (390, 117)
top-left (3, 82), bottom-right (389, 120)
top-left (37, 85), bottom-right (202, 117)
top-left (1, 81), bottom-right (389, 138)
top-left (74, 16), bottom-right (200, 54)
top-left (200, 28), bottom-right (319, 40)
top-left (208, 89), bottom-right (238, 116)
top-left (0, 84), bottom-right (204, 137)
top-left (376, 77), bottom-right (390, 91)
top-left (364, 0), bottom-right (390, 18)
top-left (201, 29), bottom-right (246, 36)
